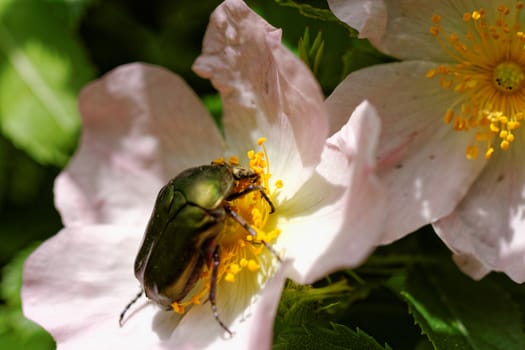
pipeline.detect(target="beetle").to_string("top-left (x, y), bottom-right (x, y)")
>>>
top-left (119, 162), bottom-right (276, 335)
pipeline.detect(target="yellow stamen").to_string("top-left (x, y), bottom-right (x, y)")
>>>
top-left (172, 303), bottom-right (184, 314)
top-left (247, 260), bottom-right (259, 271)
top-left (171, 137), bottom-right (283, 315)
top-left (466, 145), bottom-right (479, 160)
top-left (428, 4), bottom-right (525, 159)
top-left (228, 155), bottom-right (240, 165)
top-left (212, 157), bottom-right (225, 165)
top-left (224, 273), bottom-right (235, 283)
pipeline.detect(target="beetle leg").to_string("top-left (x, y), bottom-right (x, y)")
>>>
top-left (226, 185), bottom-right (275, 213)
top-left (210, 246), bottom-right (233, 336)
top-left (224, 206), bottom-right (282, 263)
top-left (119, 289), bottom-right (144, 327)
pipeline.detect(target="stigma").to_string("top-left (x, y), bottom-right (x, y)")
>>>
top-left (427, 2), bottom-right (525, 159)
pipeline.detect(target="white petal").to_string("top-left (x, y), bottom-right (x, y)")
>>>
top-left (329, 0), bottom-right (506, 62)
top-left (328, 0), bottom-right (387, 42)
top-left (22, 225), bottom-right (178, 349)
top-left (434, 140), bottom-right (525, 283)
top-left (165, 262), bottom-right (290, 349)
top-left (326, 61), bottom-right (487, 243)
top-left (451, 253), bottom-right (491, 281)
top-left (22, 223), bottom-right (289, 349)
top-left (278, 101), bottom-right (386, 283)
top-left (56, 63), bottom-right (224, 228)
top-left (193, 0), bottom-right (329, 199)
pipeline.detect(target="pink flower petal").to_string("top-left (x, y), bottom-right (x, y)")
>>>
top-left (451, 253), bottom-right (491, 281)
top-left (326, 61), bottom-right (487, 243)
top-left (56, 63), bottom-right (224, 228)
top-left (328, 0), bottom-right (387, 43)
top-left (22, 225), bottom-right (173, 349)
top-left (23, 224), bottom-right (288, 349)
top-left (278, 101), bottom-right (386, 283)
top-left (240, 261), bottom-right (289, 349)
top-left (329, 0), bottom-right (471, 61)
top-left (434, 143), bottom-right (525, 283)
top-left (193, 0), bottom-right (329, 199)
top-left (164, 262), bottom-right (290, 349)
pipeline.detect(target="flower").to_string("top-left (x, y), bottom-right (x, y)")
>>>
top-left (22, 0), bottom-right (386, 349)
top-left (327, 0), bottom-right (525, 282)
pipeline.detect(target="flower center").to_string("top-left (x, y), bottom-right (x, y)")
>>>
top-left (171, 137), bottom-right (282, 314)
top-left (493, 61), bottom-right (525, 92)
top-left (427, 2), bottom-right (525, 159)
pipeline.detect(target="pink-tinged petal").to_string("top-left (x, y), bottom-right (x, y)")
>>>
top-left (434, 141), bottom-right (525, 283)
top-left (23, 224), bottom-right (257, 349)
top-left (23, 225), bottom-right (288, 349)
top-left (241, 262), bottom-right (289, 349)
top-left (326, 61), bottom-right (487, 243)
top-left (451, 253), bottom-right (491, 281)
top-left (193, 0), bottom-right (329, 199)
top-left (22, 225), bottom-right (177, 350)
top-left (329, 0), bottom-right (485, 61)
top-left (277, 101), bottom-right (386, 283)
top-left (369, 0), bottom-right (455, 61)
top-left (56, 63), bottom-right (224, 228)
top-left (163, 262), bottom-right (290, 349)
top-left (327, 0), bottom-right (387, 43)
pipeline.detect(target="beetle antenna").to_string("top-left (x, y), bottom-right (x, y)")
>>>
top-left (224, 206), bottom-right (282, 263)
top-left (119, 290), bottom-right (144, 327)
top-left (210, 246), bottom-right (234, 336)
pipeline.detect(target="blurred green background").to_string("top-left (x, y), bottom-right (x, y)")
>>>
top-left (1, 1), bottom-right (524, 349)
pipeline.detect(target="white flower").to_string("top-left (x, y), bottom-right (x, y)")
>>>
top-left (23, 1), bottom-right (386, 349)
top-left (327, 0), bottom-right (525, 281)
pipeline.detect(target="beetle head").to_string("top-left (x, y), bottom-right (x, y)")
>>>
top-left (229, 164), bottom-right (259, 182)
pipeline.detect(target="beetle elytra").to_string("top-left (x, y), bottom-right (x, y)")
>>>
top-left (119, 162), bottom-right (278, 335)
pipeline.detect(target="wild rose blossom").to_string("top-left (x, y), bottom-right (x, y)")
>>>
top-left (327, 0), bottom-right (525, 281)
top-left (22, 0), bottom-right (386, 348)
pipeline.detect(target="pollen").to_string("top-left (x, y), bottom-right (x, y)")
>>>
top-left (228, 155), bottom-right (240, 165)
top-left (172, 303), bottom-right (184, 314)
top-left (212, 157), bottom-right (225, 165)
top-left (427, 3), bottom-right (525, 159)
top-left (224, 273), bottom-right (235, 283)
top-left (247, 259), bottom-right (259, 271)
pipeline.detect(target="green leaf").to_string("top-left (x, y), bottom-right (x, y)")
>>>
top-left (298, 28), bottom-right (324, 76)
top-left (274, 323), bottom-right (391, 350)
top-left (0, 0), bottom-right (95, 166)
top-left (391, 265), bottom-right (525, 350)
top-left (273, 281), bottom-right (393, 349)
top-left (275, 280), bottom-right (353, 327)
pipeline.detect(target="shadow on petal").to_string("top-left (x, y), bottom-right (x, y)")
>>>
top-left (152, 308), bottom-right (182, 340)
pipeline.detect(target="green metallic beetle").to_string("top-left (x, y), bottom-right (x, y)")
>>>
top-left (119, 162), bottom-right (276, 335)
